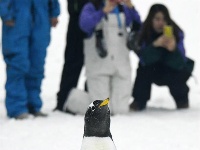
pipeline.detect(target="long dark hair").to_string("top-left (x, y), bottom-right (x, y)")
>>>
top-left (139, 4), bottom-right (183, 45)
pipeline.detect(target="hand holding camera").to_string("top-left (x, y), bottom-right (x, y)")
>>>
top-left (103, 0), bottom-right (117, 14)
top-left (163, 36), bottom-right (176, 52)
top-left (111, 0), bottom-right (133, 8)
top-left (123, 0), bottom-right (134, 8)
top-left (153, 25), bottom-right (176, 51)
top-left (163, 25), bottom-right (176, 51)
top-left (103, 0), bottom-right (134, 13)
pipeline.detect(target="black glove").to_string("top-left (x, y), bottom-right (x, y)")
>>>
top-left (95, 29), bottom-right (108, 58)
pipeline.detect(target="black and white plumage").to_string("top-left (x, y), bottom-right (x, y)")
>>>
top-left (81, 98), bottom-right (117, 150)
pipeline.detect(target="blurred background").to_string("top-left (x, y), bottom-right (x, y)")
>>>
top-left (0, 0), bottom-right (200, 150)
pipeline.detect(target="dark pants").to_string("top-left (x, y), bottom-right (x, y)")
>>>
top-left (56, 16), bottom-right (85, 110)
top-left (132, 63), bottom-right (191, 108)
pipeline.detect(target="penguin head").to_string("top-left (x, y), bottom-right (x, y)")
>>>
top-left (84, 98), bottom-right (111, 138)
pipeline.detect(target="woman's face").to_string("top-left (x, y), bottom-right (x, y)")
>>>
top-left (152, 12), bottom-right (167, 33)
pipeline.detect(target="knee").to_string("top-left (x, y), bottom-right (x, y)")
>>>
top-left (5, 57), bottom-right (30, 75)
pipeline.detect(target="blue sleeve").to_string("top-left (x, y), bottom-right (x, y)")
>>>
top-left (123, 5), bottom-right (142, 26)
top-left (79, 3), bottom-right (105, 37)
top-left (177, 31), bottom-right (186, 61)
top-left (0, 0), bottom-right (13, 21)
top-left (49, 0), bottom-right (60, 17)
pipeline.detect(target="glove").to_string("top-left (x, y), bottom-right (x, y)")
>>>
top-left (95, 29), bottom-right (108, 58)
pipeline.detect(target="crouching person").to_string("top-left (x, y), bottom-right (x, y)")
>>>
top-left (128, 4), bottom-right (194, 111)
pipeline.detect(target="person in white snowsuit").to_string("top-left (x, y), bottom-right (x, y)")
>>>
top-left (79, 0), bottom-right (141, 114)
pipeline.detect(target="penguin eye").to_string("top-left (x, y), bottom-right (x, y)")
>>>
top-left (91, 106), bottom-right (95, 111)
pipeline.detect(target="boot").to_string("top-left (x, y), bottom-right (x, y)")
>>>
top-left (129, 100), bottom-right (146, 111)
top-left (176, 101), bottom-right (189, 109)
top-left (15, 113), bottom-right (29, 120)
top-left (33, 111), bottom-right (48, 117)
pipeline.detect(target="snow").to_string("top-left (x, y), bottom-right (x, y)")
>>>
top-left (0, 0), bottom-right (200, 150)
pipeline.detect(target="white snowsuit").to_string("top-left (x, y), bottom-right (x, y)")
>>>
top-left (84, 13), bottom-right (132, 114)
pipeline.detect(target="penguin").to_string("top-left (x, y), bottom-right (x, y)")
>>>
top-left (81, 98), bottom-right (117, 150)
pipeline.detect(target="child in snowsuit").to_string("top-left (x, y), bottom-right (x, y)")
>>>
top-left (0, 0), bottom-right (60, 119)
top-left (128, 4), bottom-right (194, 110)
top-left (79, 0), bottom-right (141, 114)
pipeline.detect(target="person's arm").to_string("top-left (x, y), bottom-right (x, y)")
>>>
top-left (49, 0), bottom-right (60, 27)
top-left (0, 0), bottom-right (7, 17)
top-left (79, 3), bottom-right (105, 37)
top-left (163, 32), bottom-right (187, 70)
top-left (123, 0), bottom-right (142, 27)
top-left (128, 32), bottom-right (164, 66)
top-left (0, 0), bottom-right (14, 26)
top-left (123, 1), bottom-right (143, 54)
top-left (67, 0), bottom-right (88, 15)
top-left (49, 0), bottom-right (60, 17)
top-left (176, 32), bottom-right (186, 60)
top-left (138, 43), bottom-right (164, 66)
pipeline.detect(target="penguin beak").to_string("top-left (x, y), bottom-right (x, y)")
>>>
top-left (99, 98), bottom-right (109, 107)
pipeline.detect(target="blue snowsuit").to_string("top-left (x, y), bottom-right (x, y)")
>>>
top-left (0, 0), bottom-right (10, 17)
top-left (0, 0), bottom-right (60, 118)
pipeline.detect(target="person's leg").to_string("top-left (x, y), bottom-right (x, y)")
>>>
top-left (25, 1), bottom-right (51, 115)
top-left (164, 68), bottom-right (191, 109)
top-left (110, 69), bottom-right (132, 114)
top-left (131, 64), bottom-right (154, 110)
top-left (56, 17), bottom-right (84, 111)
top-left (25, 31), bottom-right (49, 115)
top-left (2, 27), bottom-right (30, 118)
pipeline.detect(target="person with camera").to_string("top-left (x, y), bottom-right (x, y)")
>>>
top-left (128, 4), bottom-right (194, 111)
top-left (79, 0), bottom-right (141, 114)
top-left (0, 0), bottom-right (60, 119)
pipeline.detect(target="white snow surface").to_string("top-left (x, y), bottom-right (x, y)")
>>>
top-left (0, 0), bottom-right (200, 150)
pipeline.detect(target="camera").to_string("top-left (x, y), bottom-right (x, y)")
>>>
top-left (163, 25), bottom-right (173, 38)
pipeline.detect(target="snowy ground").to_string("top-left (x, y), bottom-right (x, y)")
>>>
top-left (0, 0), bottom-right (200, 150)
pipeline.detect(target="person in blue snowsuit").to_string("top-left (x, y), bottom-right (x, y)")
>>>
top-left (0, 0), bottom-right (60, 119)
